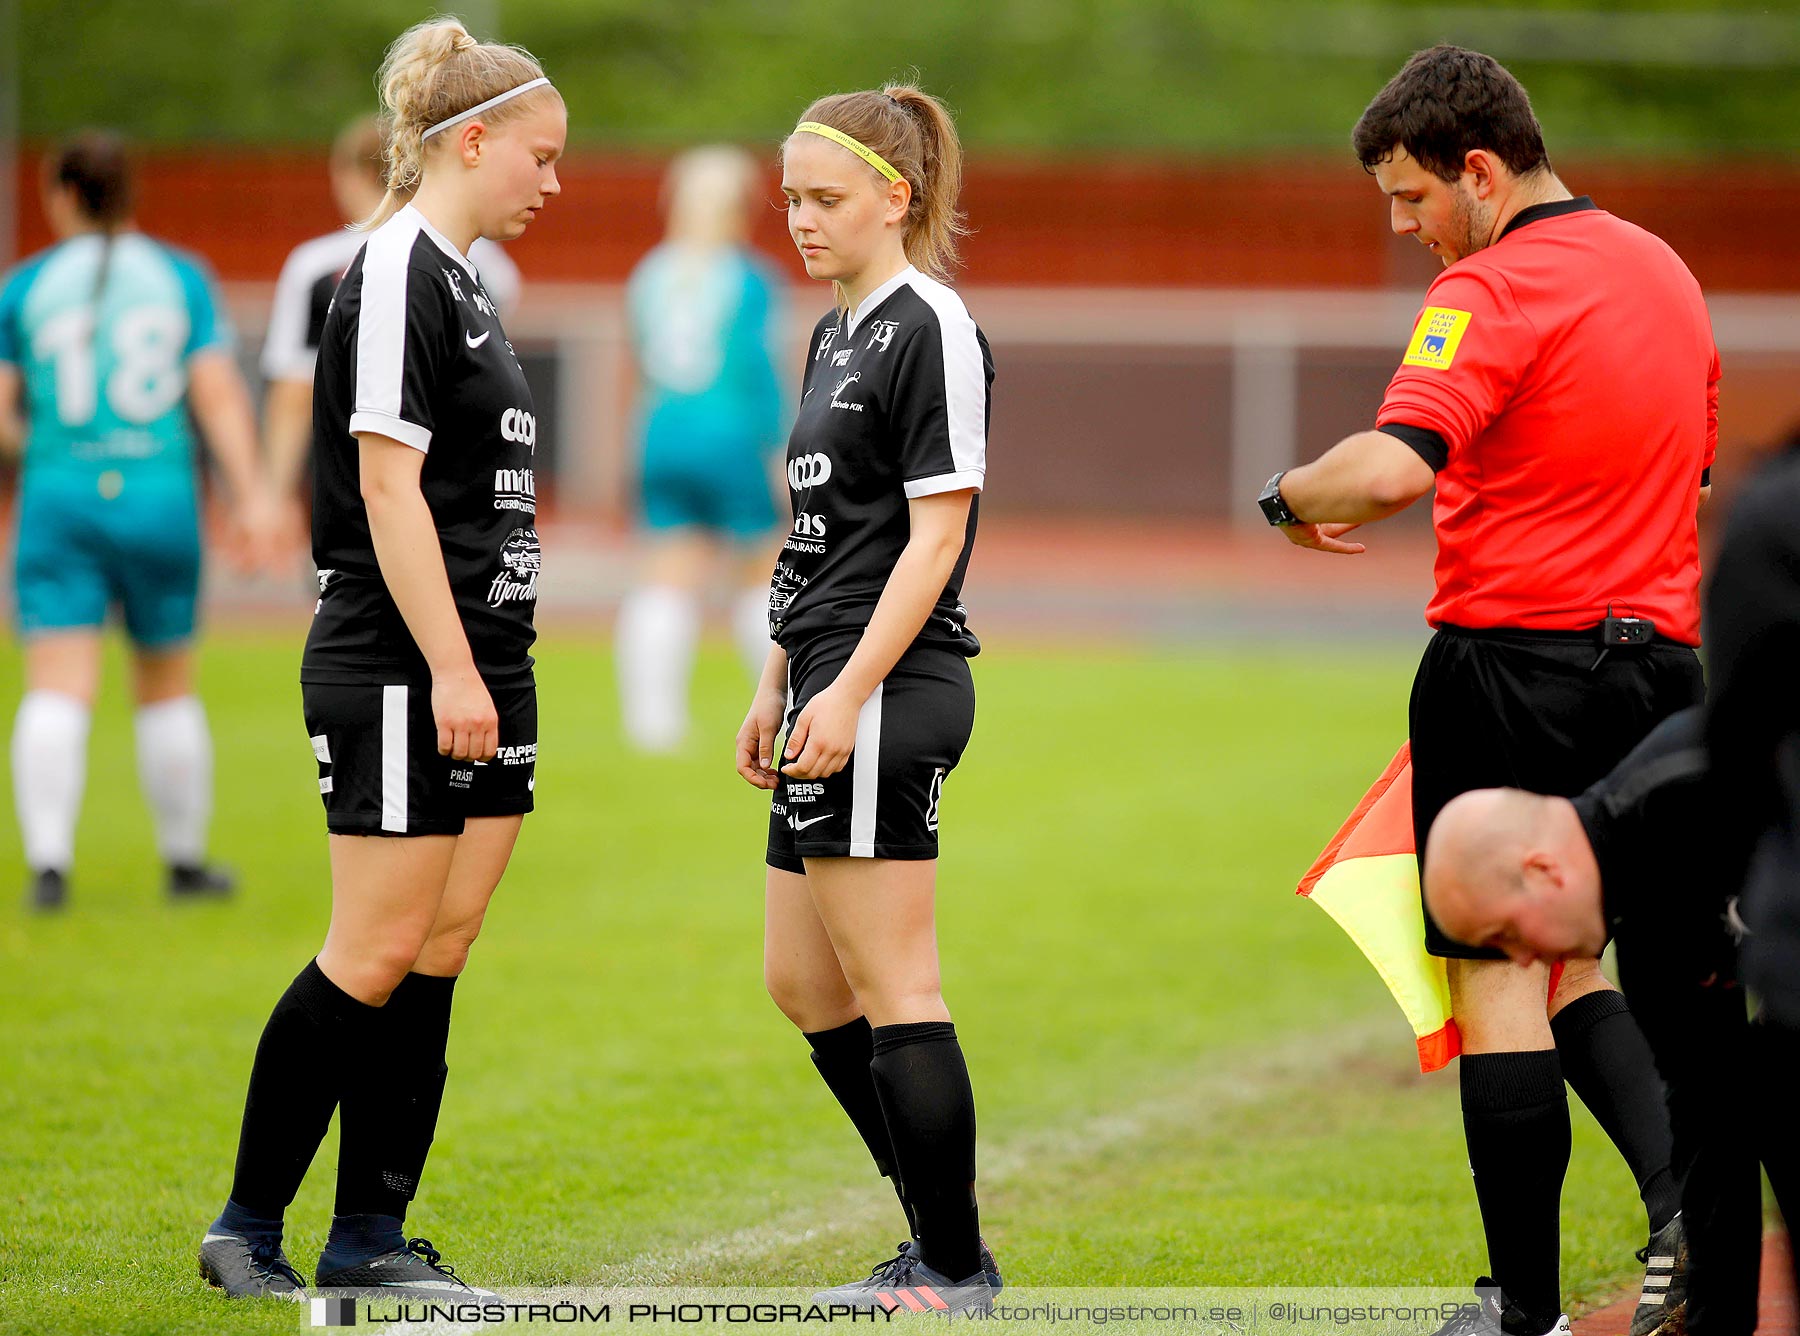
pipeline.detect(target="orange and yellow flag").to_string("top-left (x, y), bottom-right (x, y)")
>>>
top-left (1295, 744), bottom-right (1461, 1073)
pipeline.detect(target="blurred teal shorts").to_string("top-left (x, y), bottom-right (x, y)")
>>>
top-left (12, 470), bottom-right (202, 647)
top-left (640, 418), bottom-right (778, 541)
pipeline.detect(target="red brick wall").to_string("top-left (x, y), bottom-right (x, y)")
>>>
top-left (14, 149), bottom-right (1798, 292)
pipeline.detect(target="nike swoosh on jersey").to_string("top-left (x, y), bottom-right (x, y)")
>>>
top-left (465, 329), bottom-right (491, 349)
top-left (790, 812), bottom-right (835, 831)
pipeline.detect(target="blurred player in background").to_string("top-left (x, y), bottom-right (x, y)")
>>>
top-left (737, 86), bottom-right (998, 1316)
top-left (261, 114), bottom-right (521, 559)
top-left (0, 132), bottom-right (275, 911)
top-left (198, 19), bottom-right (561, 1302)
top-left (617, 145), bottom-right (787, 753)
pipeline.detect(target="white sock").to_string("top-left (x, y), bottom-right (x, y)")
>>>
top-left (615, 586), bottom-right (699, 752)
top-left (134, 696), bottom-right (212, 866)
top-left (11, 690), bottom-right (92, 873)
top-left (733, 585), bottom-right (774, 680)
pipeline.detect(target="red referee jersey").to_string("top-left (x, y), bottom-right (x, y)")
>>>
top-left (1376, 198), bottom-right (1719, 645)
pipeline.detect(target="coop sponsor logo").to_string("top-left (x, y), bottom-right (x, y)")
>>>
top-left (788, 454), bottom-right (832, 490)
top-left (500, 408), bottom-right (537, 450)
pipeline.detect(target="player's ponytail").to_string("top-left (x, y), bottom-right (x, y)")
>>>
top-left (45, 132), bottom-right (134, 345)
top-left (48, 132), bottom-right (133, 229)
top-left (357, 15), bottom-right (556, 232)
top-left (786, 83), bottom-right (969, 287)
top-left (883, 85), bottom-right (966, 283)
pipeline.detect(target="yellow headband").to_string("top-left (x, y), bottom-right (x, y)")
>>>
top-left (794, 121), bottom-right (902, 184)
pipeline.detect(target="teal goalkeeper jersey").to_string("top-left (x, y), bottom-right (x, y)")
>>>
top-left (0, 232), bottom-right (233, 484)
top-left (626, 243), bottom-right (786, 455)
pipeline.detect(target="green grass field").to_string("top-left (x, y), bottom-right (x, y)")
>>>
top-left (0, 623), bottom-right (1655, 1334)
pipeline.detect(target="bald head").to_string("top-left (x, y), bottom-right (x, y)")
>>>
top-left (1425, 787), bottom-right (1606, 962)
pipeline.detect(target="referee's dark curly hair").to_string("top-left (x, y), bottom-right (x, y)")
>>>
top-left (1353, 44), bottom-right (1552, 181)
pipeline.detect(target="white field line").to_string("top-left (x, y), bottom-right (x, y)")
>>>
top-left (597, 1011), bottom-right (1404, 1285)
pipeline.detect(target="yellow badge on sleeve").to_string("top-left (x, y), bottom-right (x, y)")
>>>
top-left (1402, 307), bottom-right (1473, 370)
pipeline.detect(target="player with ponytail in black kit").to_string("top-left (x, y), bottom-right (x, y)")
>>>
top-left (736, 85), bottom-right (999, 1317)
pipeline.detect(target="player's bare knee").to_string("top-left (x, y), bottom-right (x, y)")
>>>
top-left (1448, 957), bottom-right (1556, 1048)
top-left (1547, 957), bottom-right (1614, 1016)
top-left (321, 944), bottom-right (419, 1005)
top-left (764, 965), bottom-right (853, 1031)
top-left (414, 929), bottom-right (478, 978)
top-left (853, 981), bottom-right (948, 1028)
top-left (762, 959), bottom-right (808, 1021)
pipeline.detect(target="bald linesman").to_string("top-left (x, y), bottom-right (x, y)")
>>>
top-left (1257, 46), bottom-right (1719, 1336)
top-left (1427, 710), bottom-right (1773, 1336)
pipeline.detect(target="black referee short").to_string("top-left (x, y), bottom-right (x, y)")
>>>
top-left (1411, 626), bottom-right (1703, 959)
top-left (302, 678), bottom-right (536, 837)
top-left (766, 642), bottom-right (975, 872)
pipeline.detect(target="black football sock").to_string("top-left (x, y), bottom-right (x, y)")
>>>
top-left (222, 959), bottom-right (380, 1224)
top-left (1462, 1050), bottom-right (1570, 1332)
top-left (335, 971), bottom-right (457, 1222)
top-left (212, 1199), bottom-right (285, 1251)
top-left (1551, 989), bottom-right (1681, 1232)
top-left (320, 1212), bottom-right (407, 1270)
top-left (804, 1017), bottom-right (915, 1234)
top-left (869, 1022), bottom-right (981, 1281)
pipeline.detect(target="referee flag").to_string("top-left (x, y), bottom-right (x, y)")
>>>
top-left (1295, 744), bottom-right (1461, 1072)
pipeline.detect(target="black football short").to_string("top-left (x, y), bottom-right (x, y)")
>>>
top-left (1410, 627), bottom-right (1703, 959)
top-left (766, 642), bottom-right (975, 871)
top-left (302, 678), bottom-right (537, 837)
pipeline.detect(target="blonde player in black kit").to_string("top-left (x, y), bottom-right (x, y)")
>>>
top-left (197, 18), bottom-right (564, 1302)
top-left (735, 86), bottom-right (997, 1316)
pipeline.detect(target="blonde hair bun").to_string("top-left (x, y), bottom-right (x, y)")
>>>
top-left (354, 15), bottom-right (556, 231)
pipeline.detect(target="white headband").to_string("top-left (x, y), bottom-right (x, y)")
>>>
top-left (421, 77), bottom-right (553, 140)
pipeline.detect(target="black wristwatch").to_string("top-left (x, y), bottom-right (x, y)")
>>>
top-left (1258, 471), bottom-right (1299, 526)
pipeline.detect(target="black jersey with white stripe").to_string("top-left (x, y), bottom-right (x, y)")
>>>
top-left (303, 205), bottom-right (540, 687)
top-left (769, 266), bottom-right (992, 657)
top-left (262, 227), bottom-right (520, 383)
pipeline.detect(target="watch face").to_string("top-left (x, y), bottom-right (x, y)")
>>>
top-left (1259, 477), bottom-right (1292, 524)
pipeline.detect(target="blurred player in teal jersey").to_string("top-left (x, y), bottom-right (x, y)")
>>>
top-left (0, 133), bottom-right (276, 910)
top-left (618, 146), bottom-right (787, 752)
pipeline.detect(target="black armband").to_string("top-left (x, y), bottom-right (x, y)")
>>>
top-left (1378, 423), bottom-right (1449, 473)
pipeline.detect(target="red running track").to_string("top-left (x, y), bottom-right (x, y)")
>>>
top-left (1575, 1233), bottom-right (1795, 1336)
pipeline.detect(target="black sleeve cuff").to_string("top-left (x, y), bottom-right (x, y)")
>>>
top-left (1701, 466), bottom-right (1713, 487)
top-left (1378, 422), bottom-right (1449, 473)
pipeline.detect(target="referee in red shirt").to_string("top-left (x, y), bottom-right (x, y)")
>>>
top-left (1259, 47), bottom-right (1718, 1336)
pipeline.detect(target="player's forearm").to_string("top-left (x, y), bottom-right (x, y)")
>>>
top-left (188, 358), bottom-right (265, 503)
top-left (833, 526), bottom-right (967, 703)
top-left (1280, 429), bottom-right (1434, 524)
top-left (756, 644), bottom-right (789, 698)
top-left (201, 419), bottom-right (263, 505)
top-left (0, 366), bottom-right (25, 458)
top-left (363, 482), bottom-right (479, 677)
top-left (263, 378), bottom-right (316, 495)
